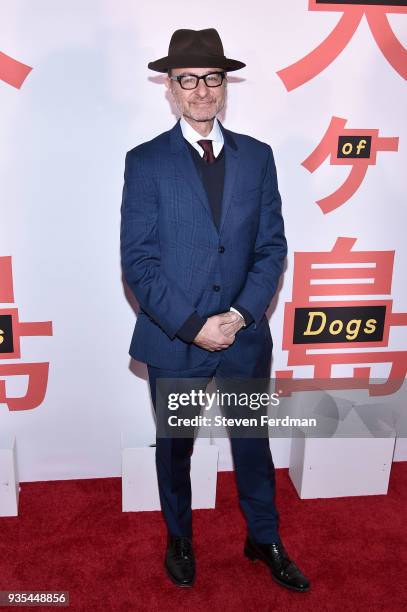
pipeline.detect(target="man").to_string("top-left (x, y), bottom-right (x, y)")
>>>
top-left (120, 28), bottom-right (310, 592)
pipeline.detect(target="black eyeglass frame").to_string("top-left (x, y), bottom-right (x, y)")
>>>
top-left (169, 71), bottom-right (226, 90)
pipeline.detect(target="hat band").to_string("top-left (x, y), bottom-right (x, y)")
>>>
top-left (165, 54), bottom-right (228, 66)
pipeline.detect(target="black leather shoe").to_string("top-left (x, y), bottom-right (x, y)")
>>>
top-left (244, 536), bottom-right (310, 592)
top-left (165, 535), bottom-right (195, 587)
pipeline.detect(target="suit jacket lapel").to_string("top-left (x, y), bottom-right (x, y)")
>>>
top-left (218, 121), bottom-right (239, 235)
top-left (170, 120), bottom-right (216, 231)
top-left (169, 119), bottom-right (240, 236)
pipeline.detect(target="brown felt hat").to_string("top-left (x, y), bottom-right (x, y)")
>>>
top-left (148, 28), bottom-right (245, 73)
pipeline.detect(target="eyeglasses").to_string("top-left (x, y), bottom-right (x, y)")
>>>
top-left (169, 71), bottom-right (226, 90)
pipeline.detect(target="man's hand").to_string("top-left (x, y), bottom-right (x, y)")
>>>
top-left (221, 312), bottom-right (246, 337)
top-left (193, 312), bottom-right (244, 351)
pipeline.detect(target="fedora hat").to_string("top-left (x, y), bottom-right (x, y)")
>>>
top-left (148, 28), bottom-right (245, 73)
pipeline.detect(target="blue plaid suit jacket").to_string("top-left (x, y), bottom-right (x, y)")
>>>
top-left (120, 119), bottom-right (287, 369)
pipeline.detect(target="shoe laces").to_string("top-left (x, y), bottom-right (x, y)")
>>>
top-left (174, 537), bottom-right (193, 560)
top-left (270, 543), bottom-right (293, 574)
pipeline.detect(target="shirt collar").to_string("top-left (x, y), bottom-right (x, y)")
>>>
top-left (180, 116), bottom-right (224, 158)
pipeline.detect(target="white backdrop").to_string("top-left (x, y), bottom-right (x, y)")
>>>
top-left (1, 0), bottom-right (406, 481)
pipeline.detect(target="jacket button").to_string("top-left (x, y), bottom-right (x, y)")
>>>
top-left (218, 246), bottom-right (225, 253)
top-left (213, 284), bottom-right (220, 292)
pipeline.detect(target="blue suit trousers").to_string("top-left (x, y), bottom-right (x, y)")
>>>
top-left (147, 347), bottom-right (281, 544)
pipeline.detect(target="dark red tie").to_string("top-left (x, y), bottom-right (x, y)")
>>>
top-left (197, 139), bottom-right (215, 164)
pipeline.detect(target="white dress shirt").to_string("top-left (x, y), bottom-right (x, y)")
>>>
top-left (179, 115), bottom-right (246, 327)
top-left (180, 115), bottom-right (224, 158)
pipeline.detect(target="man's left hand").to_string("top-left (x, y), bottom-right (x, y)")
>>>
top-left (220, 312), bottom-right (245, 337)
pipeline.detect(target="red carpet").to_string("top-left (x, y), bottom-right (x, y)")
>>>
top-left (0, 463), bottom-right (406, 611)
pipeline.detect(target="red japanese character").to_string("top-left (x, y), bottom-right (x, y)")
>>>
top-left (0, 51), bottom-right (32, 88)
top-left (276, 238), bottom-right (407, 395)
top-left (277, 1), bottom-right (407, 91)
top-left (0, 256), bottom-right (52, 411)
top-left (302, 116), bottom-right (398, 213)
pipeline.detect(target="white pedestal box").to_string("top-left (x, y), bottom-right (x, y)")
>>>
top-left (0, 434), bottom-right (19, 517)
top-left (289, 436), bottom-right (396, 499)
top-left (121, 433), bottom-right (218, 512)
top-left (288, 398), bottom-right (396, 499)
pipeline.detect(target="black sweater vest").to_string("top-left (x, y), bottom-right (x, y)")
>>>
top-left (186, 140), bottom-right (225, 231)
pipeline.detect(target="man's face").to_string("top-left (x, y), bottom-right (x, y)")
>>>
top-left (166, 67), bottom-right (227, 122)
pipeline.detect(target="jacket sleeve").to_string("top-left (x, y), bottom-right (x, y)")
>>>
top-left (233, 146), bottom-right (287, 329)
top-left (120, 149), bottom-right (202, 341)
top-left (176, 312), bottom-right (208, 343)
